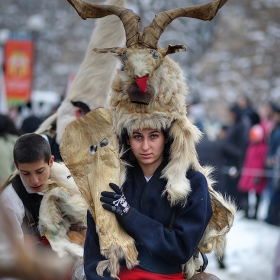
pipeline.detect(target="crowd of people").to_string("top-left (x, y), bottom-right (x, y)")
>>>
top-left (196, 97), bottom-right (280, 226)
top-left (1, 94), bottom-right (279, 280)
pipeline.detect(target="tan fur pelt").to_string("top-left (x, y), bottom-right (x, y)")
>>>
top-left (60, 108), bottom-right (138, 279)
top-left (66, 0), bottom-right (126, 105)
top-left (38, 162), bottom-right (88, 260)
top-left (54, 102), bottom-right (77, 144)
top-left (182, 257), bottom-right (203, 280)
top-left (198, 188), bottom-right (236, 257)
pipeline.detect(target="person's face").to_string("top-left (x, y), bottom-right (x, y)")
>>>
top-left (15, 156), bottom-right (54, 193)
top-left (273, 112), bottom-right (280, 123)
top-left (227, 111), bottom-right (236, 125)
top-left (128, 128), bottom-right (166, 170)
top-left (238, 97), bottom-right (247, 109)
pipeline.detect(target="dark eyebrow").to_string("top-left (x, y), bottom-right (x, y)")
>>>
top-left (36, 167), bottom-right (44, 171)
top-left (20, 167), bottom-right (44, 173)
top-left (149, 130), bottom-right (160, 134)
top-left (19, 169), bottom-right (29, 173)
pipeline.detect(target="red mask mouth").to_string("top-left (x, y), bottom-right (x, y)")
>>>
top-left (136, 75), bottom-right (148, 93)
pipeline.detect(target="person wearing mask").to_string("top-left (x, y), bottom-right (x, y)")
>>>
top-left (238, 114), bottom-right (268, 219)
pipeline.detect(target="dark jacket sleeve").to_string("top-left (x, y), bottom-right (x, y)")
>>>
top-left (268, 129), bottom-right (280, 158)
top-left (84, 211), bottom-right (116, 280)
top-left (118, 170), bottom-right (213, 264)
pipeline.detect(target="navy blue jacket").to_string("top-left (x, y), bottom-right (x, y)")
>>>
top-left (84, 159), bottom-right (213, 279)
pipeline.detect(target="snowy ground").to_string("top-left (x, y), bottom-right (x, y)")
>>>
top-left (206, 198), bottom-right (280, 280)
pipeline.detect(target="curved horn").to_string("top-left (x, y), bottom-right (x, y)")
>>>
top-left (142, 0), bottom-right (228, 48)
top-left (67, 0), bottom-right (141, 46)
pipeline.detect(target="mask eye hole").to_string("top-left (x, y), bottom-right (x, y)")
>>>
top-left (150, 50), bottom-right (159, 58)
top-left (90, 145), bottom-right (98, 154)
top-left (100, 138), bottom-right (109, 148)
top-left (153, 51), bottom-right (159, 58)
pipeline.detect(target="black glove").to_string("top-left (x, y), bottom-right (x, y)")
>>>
top-left (100, 183), bottom-right (130, 216)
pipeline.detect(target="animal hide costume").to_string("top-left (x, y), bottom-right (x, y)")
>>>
top-left (61, 0), bottom-right (236, 279)
top-left (60, 108), bottom-right (138, 279)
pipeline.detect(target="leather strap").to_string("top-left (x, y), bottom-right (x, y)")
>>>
top-left (195, 249), bottom-right (208, 272)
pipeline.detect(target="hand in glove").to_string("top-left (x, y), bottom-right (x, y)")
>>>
top-left (100, 183), bottom-right (130, 216)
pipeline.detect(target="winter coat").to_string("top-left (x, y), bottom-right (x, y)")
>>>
top-left (196, 136), bottom-right (224, 192)
top-left (238, 124), bottom-right (268, 194)
top-left (267, 124), bottom-right (280, 161)
top-left (219, 116), bottom-right (249, 199)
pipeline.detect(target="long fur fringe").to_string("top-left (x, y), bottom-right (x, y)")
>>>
top-left (97, 245), bottom-right (139, 279)
top-left (38, 162), bottom-right (88, 259)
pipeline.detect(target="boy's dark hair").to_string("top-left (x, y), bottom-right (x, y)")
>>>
top-left (13, 133), bottom-right (52, 165)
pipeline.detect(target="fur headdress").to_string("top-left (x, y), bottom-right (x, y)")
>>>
top-left (66, 0), bottom-right (228, 203)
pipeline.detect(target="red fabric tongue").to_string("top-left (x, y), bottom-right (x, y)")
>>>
top-left (136, 75), bottom-right (148, 93)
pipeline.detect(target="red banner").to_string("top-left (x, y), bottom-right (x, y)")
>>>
top-left (4, 36), bottom-right (34, 106)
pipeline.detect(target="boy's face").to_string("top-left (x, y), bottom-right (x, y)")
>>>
top-left (15, 156), bottom-right (54, 193)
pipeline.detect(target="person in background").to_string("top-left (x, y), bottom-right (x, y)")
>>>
top-left (20, 115), bottom-right (43, 134)
top-left (196, 128), bottom-right (226, 269)
top-left (0, 114), bottom-right (21, 186)
top-left (265, 105), bottom-right (280, 226)
top-left (219, 104), bottom-right (249, 209)
top-left (238, 114), bottom-right (268, 219)
top-left (196, 126), bottom-right (227, 195)
top-left (237, 95), bottom-right (258, 128)
top-left (259, 101), bottom-right (275, 141)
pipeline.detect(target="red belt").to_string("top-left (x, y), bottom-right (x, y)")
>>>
top-left (118, 267), bottom-right (184, 280)
top-left (41, 235), bottom-right (51, 246)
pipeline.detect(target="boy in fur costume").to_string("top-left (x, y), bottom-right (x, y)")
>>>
top-left (0, 133), bottom-right (87, 280)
